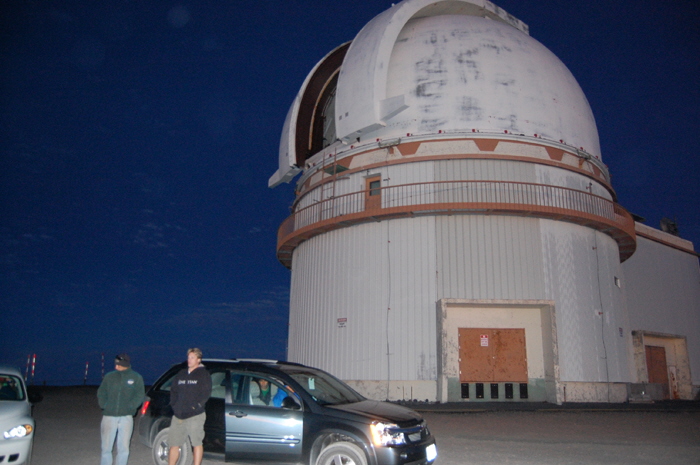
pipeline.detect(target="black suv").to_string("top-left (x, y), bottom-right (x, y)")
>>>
top-left (138, 359), bottom-right (437, 465)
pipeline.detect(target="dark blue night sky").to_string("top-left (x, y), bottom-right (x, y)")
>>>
top-left (1, 0), bottom-right (698, 385)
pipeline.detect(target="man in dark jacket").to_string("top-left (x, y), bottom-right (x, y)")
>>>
top-left (97, 353), bottom-right (145, 465)
top-left (168, 348), bottom-right (212, 465)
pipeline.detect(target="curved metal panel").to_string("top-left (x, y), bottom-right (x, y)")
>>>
top-left (269, 43), bottom-right (350, 187)
top-left (269, 103), bottom-right (299, 187)
top-left (335, 0), bottom-right (524, 142)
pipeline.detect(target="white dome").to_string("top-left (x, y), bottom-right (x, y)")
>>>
top-left (336, 2), bottom-right (599, 156)
top-left (271, 0), bottom-right (601, 187)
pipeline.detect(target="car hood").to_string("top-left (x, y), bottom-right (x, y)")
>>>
top-left (327, 400), bottom-right (422, 425)
top-left (0, 401), bottom-right (33, 429)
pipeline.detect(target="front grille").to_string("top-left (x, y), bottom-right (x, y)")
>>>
top-left (398, 420), bottom-right (427, 444)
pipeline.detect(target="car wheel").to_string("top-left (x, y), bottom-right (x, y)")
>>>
top-left (152, 428), bottom-right (192, 465)
top-left (316, 442), bottom-right (368, 465)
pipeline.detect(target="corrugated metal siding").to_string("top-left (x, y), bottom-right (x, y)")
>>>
top-left (296, 176), bottom-right (356, 211)
top-left (540, 221), bottom-right (629, 382)
top-left (289, 211), bottom-right (553, 381)
top-left (383, 160), bottom-right (435, 186)
top-left (435, 158), bottom-right (537, 183)
top-left (386, 216), bottom-right (438, 380)
top-left (622, 236), bottom-right (700, 384)
top-left (535, 164), bottom-right (611, 199)
top-left (289, 224), bottom-right (390, 380)
top-left (288, 157), bottom-right (631, 387)
top-left (435, 215), bottom-right (545, 300)
top-left (288, 216), bottom-right (437, 381)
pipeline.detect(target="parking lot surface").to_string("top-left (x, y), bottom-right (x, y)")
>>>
top-left (31, 387), bottom-right (700, 464)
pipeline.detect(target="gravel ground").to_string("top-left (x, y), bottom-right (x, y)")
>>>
top-left (30, 386), bottom-right (700, 465)
top-left (31, 386), bottom-right (163, 465)
top-left (421, 410), bottom-right (700, 464)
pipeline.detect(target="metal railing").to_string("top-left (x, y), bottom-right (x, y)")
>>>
top-left (277, 180), bottom-right (636, 265)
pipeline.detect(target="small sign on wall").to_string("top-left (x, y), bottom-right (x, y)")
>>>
top-left (337, 317), bottom-right (347, 328)
top-left (480, 334), bottom-right (489, 347)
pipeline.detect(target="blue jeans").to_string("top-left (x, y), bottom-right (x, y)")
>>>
top-left (100, 415), bottom-right (133, 465)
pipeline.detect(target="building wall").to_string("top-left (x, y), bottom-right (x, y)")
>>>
top-left (288, 217), bottom-right (438, 385)
top-left (540, 222), bottom-right (631, 384)
top-left (287, 209), bottom-right (631, 401)
top-left (434, 215), bottom-right (545, 300)
top-left (622, 231), bottom-right (700, 397)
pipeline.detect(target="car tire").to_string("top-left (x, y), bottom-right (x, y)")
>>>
top-left (316, 442), bottom-right (368, 465)
top-left (152, 428), bottom-right (192, 465)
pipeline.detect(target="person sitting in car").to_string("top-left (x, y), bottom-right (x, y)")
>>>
top-left (252, 378), bottom-right (287, 407)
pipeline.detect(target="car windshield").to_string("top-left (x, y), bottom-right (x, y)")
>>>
top-left (0, 375), bottom-right (25, 401)
top-left (281, 366), bottom-right (364, 405)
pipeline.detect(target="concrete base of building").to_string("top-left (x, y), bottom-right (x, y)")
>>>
top-left (344, 379), bottom-right (437, 402)
top-left (557, 382), bottom-right (629, 403)
top-left (627, 383), bottom-right (665, 402)
top-left (345, 378), bottom-right (700, 404)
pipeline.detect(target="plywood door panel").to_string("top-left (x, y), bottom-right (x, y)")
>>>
top-left (459, 328), bottom-right (528, 382)
top-left (645, 345), bottom-right (670, 400)
top-left (492, 329), bottom-right (528, 382)
top-left (459, 328), bottom-right (493, 382)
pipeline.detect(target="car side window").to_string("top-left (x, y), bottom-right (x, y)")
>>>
top-left (247, 375), bottom-right (300, 409)
top-left (156, 374), bottom-right (174, 392)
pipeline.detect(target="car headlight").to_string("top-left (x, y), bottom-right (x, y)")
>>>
top-left (370, 422), bottom-right (406, 446)
top-left (4, 424), bottom-right (33, 439)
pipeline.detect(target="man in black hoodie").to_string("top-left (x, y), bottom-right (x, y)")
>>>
top-left (168, 348), bottom-right (212, 465)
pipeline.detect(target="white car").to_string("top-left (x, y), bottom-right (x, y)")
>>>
top-left (0, 366), bottom-right (41, 465)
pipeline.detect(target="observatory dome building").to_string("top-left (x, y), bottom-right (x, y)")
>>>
top-left (270, 0), bottom-right (700, 403)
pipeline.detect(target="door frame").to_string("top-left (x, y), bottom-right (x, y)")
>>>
top-left (632, 330), bottom-right (692, 400)
top-left (437, 299), bottom-right (559, 403)
top-left (364, 174), bottom-right (381, 210)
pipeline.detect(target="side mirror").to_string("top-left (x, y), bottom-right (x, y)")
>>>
top-left (281, 396), bottom-right (301, 410)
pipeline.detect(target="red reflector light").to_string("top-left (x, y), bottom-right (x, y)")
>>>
top-left (140, 399), bottom-right (150, 416)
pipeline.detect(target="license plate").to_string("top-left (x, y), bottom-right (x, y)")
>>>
top-left (426, 443), bottom-right (437, 462)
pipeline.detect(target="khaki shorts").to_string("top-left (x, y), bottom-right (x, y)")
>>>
top-left (168, 412), bottom-right (206, 447)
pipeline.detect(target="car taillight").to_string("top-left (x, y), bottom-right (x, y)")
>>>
top-left (140, 399), bottom-right (150, 415)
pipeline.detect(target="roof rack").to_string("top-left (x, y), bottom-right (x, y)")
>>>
top-left (232, 358), bottom-right (279, 363)
top-left (198, 357), bottom-right (305, 366)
